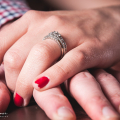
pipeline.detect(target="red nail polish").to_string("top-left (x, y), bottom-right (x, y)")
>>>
top-left (14, 93), bottom-right (23, 107)
top-left (35, 76), bottom-right (49, 88)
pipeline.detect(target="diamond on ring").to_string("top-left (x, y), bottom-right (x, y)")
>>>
top-left (43, 31), bottom-right (67, 59)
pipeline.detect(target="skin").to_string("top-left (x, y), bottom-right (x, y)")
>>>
top-left (0, 64), bottom-right (10, 113)
top-left (0, 1), bottom-right (120, 120)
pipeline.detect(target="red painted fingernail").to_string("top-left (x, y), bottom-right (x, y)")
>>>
top-left (14, 93), bottom-right (23, 107)
top-left (35, 76), bottom-right (49, 88)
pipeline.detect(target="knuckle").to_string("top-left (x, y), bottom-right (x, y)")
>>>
top-left (49, 93), bottom-right (68, 102)
top-left (110, 92), bottom-right (120, 101)
top-left (23, 10), bottom-right (44, 22)
top-left (77, 51), bottom-right (86, 62)
top-left (23, 10), bottom-right (37, 18)
top-left (97, 72), bottom-right (114, 82)
top-left (47, 15), bottom-right (65, 26)
top-left (78, 71), bottom-right (94, 79)
top-left (72, 51), bottom-right (86, 66)
top-left (32, 43), bottom-right (51, 61)
top-left (4, 50), bottom-right (22, 70)
top-left (90, 95), bottom-right (108, 105)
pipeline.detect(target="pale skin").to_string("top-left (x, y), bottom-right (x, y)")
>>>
top-left (0, 0), bottom-right (120, 120)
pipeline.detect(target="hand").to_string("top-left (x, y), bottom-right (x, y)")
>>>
top-left (0, 64), bottom-right (11, 112)
top-left (0, 6), bottom-right (120, 119)
top-left (33, 68), bottom-right (120, 120)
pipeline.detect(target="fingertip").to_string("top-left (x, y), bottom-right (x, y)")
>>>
top-left (33, 87), bottom-right (76, 120)
top-left (13, 92), bottom-right (31, 107)
top-left (102, 106), bottom-right (120, 120)
top-left (14, 92), bottom-right (24, 107)
top-left (53, 107), bottom-right (76, 120)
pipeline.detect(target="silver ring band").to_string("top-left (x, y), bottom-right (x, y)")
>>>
top-left (43, 31), bottom-right (67, 58)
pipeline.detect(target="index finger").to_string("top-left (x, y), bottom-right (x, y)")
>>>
top-left (33, 43), bottom-right (98, 91)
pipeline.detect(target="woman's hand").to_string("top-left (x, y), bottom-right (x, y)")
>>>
top-left (0, 6), bottom-right (120, 119)
top-left (31, 7), bottom-right (120, 90)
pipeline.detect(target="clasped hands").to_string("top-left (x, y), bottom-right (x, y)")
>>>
top-left (0, 7), bottom-right (120, 120)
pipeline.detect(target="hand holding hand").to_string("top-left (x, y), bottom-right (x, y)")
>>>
top-left (1, 6), bottom-right (120, 120)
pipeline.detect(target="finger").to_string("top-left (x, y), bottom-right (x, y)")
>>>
top-left (4, 31), bottom-right (40, 92)
top-left (0, 64), bottom-right (11, 112)
top-left (14, 39), bottom-right (61, 107)
top-left (69, 70), bottom-right (120, 120)
top-left (33, 86), bottom-right (76, 120)
top-left (0, 15), bottom-right (29, 63)
top-left (33, 44), bottom-right (98, 91)
top-left (106, 68), bottom-right (120, 82)
top-left (91, 69), bottom-right (120, 114)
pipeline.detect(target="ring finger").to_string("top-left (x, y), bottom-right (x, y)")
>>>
top-left (91, 69), bottom-right (120, 114)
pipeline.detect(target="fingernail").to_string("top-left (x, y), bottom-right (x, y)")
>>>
top-left (14, 93), bottom-right (23, 107)
top-left (57, 107), bottom-right (75, 119)
top-left (102, 107), bottom-right (119, 119)
top-left (35, 76), bottom-right (49, 88)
